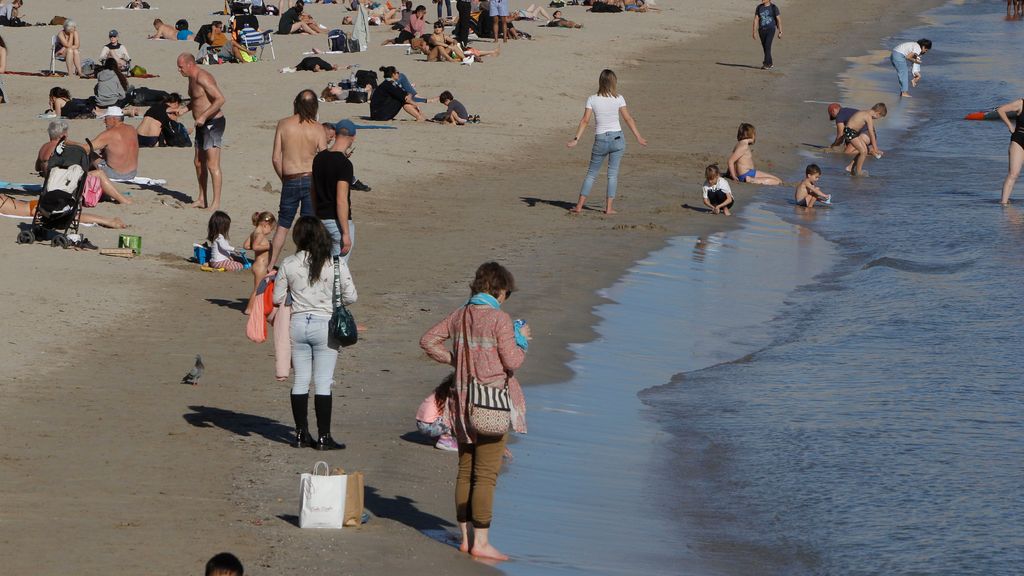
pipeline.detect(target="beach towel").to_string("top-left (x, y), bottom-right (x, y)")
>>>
top-left (351, 4), bottom-right (370, 52)
top-left (273, 304), bottom-right (292, 379)
top-left (246, 273), bottom-right (275, 343)
top-left (0, 182), bottom-right (43, 193)
top-left (110, 176), bottom-right (167, 186)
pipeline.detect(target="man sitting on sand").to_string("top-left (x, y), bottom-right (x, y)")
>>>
top-left (36, 120), bottom-right (133, 205)
top-left (90, 107), bottom-right (140, 183)
top-left (148, 19), bottom-right (179, 40)
top-left (727, 122), bottom-right (782, 185)
top-left (794, 164), bottom-right (830, 207)
top-left (842, 103), bottom-right (886, 176)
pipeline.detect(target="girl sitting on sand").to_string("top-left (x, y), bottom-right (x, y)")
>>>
top-left (726, 123), bottom-right (782, 185)
top-left (415, 374), bottom-right (457, 451)
top-left (244, 211), bottom-right (277, 315)
top-left (207, 210), bottom-right (246, 271)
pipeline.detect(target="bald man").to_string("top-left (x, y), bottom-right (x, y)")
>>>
top-left (177, 52), bottom-right (226, 211)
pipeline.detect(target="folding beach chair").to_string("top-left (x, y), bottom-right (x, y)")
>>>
top-left (232, 14), bottom-right (275, 60)
top-left (225, 0), bottom-right (253, 15)
top-left (49, 35), bottom-right (65, 75)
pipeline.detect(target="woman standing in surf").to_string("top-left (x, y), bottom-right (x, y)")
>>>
top-left (567, 69), bottom-right (647, 215)
top-left (997, 97), bottom-right (1024, 204)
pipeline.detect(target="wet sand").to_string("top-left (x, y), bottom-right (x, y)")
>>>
top-left (0, 0), bottom-right (946, 573)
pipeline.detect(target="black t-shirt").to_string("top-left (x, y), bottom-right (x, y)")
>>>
top-left (144, 102), bottom-right (172, 127)
top-left (755, 3), bottom-right (779, 29)
top-left (278, 7), bottom-right (301, 34)
top-left (369, 80), bottom-right (407, 121)
top-left (296, 56), bottom-right (332, 72)
top-left (312, 150), bottom-right (354, 221)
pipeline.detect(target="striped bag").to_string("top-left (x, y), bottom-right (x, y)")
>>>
top-left (468, 378), bottom-right (511, 437)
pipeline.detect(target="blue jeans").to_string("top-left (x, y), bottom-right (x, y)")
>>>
top-left (891, 51), bottom-right (911, 93)
top-left (579, 131), bottom-right (626, 199)
top-left (290, 313), bottom-right (338, 396)
top-left (278, 175), bottom-right (313, 229)
top-left (397, 73), bottom-right (427, 103)
top-left (436, 0), bottom-right (452, 18)
top-left (322, 218), bottom-right (355, 262)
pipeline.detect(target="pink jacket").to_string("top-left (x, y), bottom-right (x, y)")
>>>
top-left (420, 305), bottom-right (527, 443)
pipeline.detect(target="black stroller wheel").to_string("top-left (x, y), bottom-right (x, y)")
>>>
top-left (52, 234), bottom-right (69, 249)
top-left (16, 230), bottom-right (34, 245)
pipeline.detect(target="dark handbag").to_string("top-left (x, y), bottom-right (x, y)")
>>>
top-left (461, 307), bottom-right (511, 436)
top-left (329, 256), bottom-right (358, 347)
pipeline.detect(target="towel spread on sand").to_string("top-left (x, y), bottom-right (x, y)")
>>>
top-left (111, 176), bottom-right (167, 186)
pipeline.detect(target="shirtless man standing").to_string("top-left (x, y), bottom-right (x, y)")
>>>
top-left (269, 89), bottom-right (327, 267)
top-left (842, 103), bottom-right (886, 176)
top-left (177, 53), bottom-right (227, 210)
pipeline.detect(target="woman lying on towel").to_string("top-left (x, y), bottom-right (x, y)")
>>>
top-left (0, 194), bottom-right (128, 228)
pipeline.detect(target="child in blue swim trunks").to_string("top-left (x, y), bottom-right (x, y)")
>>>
top-left (727, 122), bottom-right (782, 185)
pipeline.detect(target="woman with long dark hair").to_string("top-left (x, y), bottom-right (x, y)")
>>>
top-left (567, 69), bottom-right (647, 215)
top-left (273, 216), bottom-right (357, 450)
top-left (94, 58), bottom-right (129, 109)
top-left (420, 262), bottom-right (531, 561)
top-left (369, 65), bottom-right (425, 121)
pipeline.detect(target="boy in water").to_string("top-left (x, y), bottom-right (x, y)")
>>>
top-left (794, 164), bottom-right (830, 207)
top-left (843, 103), bottom-right (886, 176)
top-left (727, 123), bottom-right (782, 185)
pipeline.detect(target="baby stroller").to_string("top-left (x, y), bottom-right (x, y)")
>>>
top-left (16, 138), bottom-right (96, 249)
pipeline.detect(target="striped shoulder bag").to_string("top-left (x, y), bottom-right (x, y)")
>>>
top-left (462, 307), bottom-right (511, 437)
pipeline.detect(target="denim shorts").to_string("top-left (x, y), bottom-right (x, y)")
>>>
top-left (278, 175), bottom-right (313, 229)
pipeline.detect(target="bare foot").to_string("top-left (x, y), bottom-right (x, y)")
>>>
top-left (312, 47), bottom-right (323, 54)
top-left (722, 207), bottom-right (731, 216)
top-left (604, 209), bottom-right (618, 215)
top-left (471, 543), bottom-right (508, 561)
top-left (111, 217), bottom-right (127, 229)
top-left (205, 204), bottom-right (220, 212)
top-left (459, 540), bottom-right (470, 553)
top-left (120, 198), bottom-right (134, 205)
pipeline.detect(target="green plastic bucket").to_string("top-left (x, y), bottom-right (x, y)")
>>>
top-left (118, 234), bottom-right (142, 254)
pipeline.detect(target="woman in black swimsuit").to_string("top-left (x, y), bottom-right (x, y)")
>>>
top-left (997, 97), bottom-right (1024, 204)
top-left (136, 93), bottom-right (187, 147)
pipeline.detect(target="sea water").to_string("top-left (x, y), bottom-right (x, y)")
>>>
top-left (496, 1), bottom-right (1023, 575)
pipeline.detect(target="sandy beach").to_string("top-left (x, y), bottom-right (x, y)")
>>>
top-left (0, 0), bottom-right (947, 573)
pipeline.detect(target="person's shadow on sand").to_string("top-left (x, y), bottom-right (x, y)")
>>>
top-left (205, 298), bottom-right (248, 312)
top-left (520, 196), bottom-right (582, 211)
top-left (715, 61), bottom-right (764, 70)
top-left (183, 405), bottom-right (293, 445)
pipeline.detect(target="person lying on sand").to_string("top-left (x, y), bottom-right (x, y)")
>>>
top-left (0, 194), bottom-right (128, 228)
top-left (546, 10), bottom-right (583, 28)
top-left (794, 164), bottom-right (830, 207)
top-left (294, 56), bottom-right (337, 72)
top-left (36, 120), bottom-right (133, 205)
top-left (727, 123), bottom-right (781, 185)
top-left (510, 4), bottom-right (551, 20)
top-left (842, 103), bottom-right (886, 176)
top-left (148, 19), bottom-right (178, 40)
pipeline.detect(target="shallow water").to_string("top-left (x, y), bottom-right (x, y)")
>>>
top-left (496, 1), bottom-right (1023, 575)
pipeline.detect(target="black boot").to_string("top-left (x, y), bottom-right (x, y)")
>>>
top-left (290, 394), bottom-right (314, 448)
top-left (314, 394), bottom-right (345, 450)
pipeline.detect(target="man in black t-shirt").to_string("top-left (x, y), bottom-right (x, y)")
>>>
top-left (311, 119), bottom-right (356, 260)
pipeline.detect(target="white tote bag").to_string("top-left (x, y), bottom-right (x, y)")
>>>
top-left (298, 461), bottom-right (347, 529)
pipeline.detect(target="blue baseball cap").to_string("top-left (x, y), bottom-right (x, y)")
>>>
top-left (333, 119), bottom-right (357, 136)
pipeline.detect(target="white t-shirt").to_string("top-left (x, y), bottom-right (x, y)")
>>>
top-left (210, 234), bottom-right (235, 263)
top-left (893, 42), bottom-right (921, 57)
top-left (0, 3), bottom-right (13, 19)
top-left (702, 178), bottom-right (732, 200)
top-left (586, 94), bottom-right (627, 135)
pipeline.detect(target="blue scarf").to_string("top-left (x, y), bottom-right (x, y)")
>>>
top-left (468, 293), bottom-right (528, 350)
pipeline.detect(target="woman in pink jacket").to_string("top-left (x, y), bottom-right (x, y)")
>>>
top-left (420, 262), bottom-right (531, 561)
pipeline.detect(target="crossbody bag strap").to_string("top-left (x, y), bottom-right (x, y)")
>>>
top-left (460, 305), bottom-right (475, 383)
top-left (332, 256), bottom-right (341, 310)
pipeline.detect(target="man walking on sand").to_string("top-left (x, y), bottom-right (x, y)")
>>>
top-left (269, 89), bottom-right (328, 268)
top-left (177, 52), bottom-right (226, 211)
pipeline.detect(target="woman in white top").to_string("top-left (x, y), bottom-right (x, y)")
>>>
top-left (567, 69), bottom-right (647, 214)
top-left (890, 38), bottom-right (931, 97)
top-left (57, 20), bottom-right (83, 78)
top-left (273, 216), bottom-right (357, 451)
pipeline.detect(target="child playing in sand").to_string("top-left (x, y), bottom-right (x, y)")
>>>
top-left (243, 211), bottom-right (276, 315)
top-left (206, 210), bottom-right (246, 271)
top-left (843, 103), bottom-right (887, 176)
top-left (701, 164), bottom-right (734, 215)
top-left (794, 164), bottom-right (830, 207)
top-left (415, 375), bottom-right (457, 451)
top-left (727, 123), bottom-right (782, 185)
